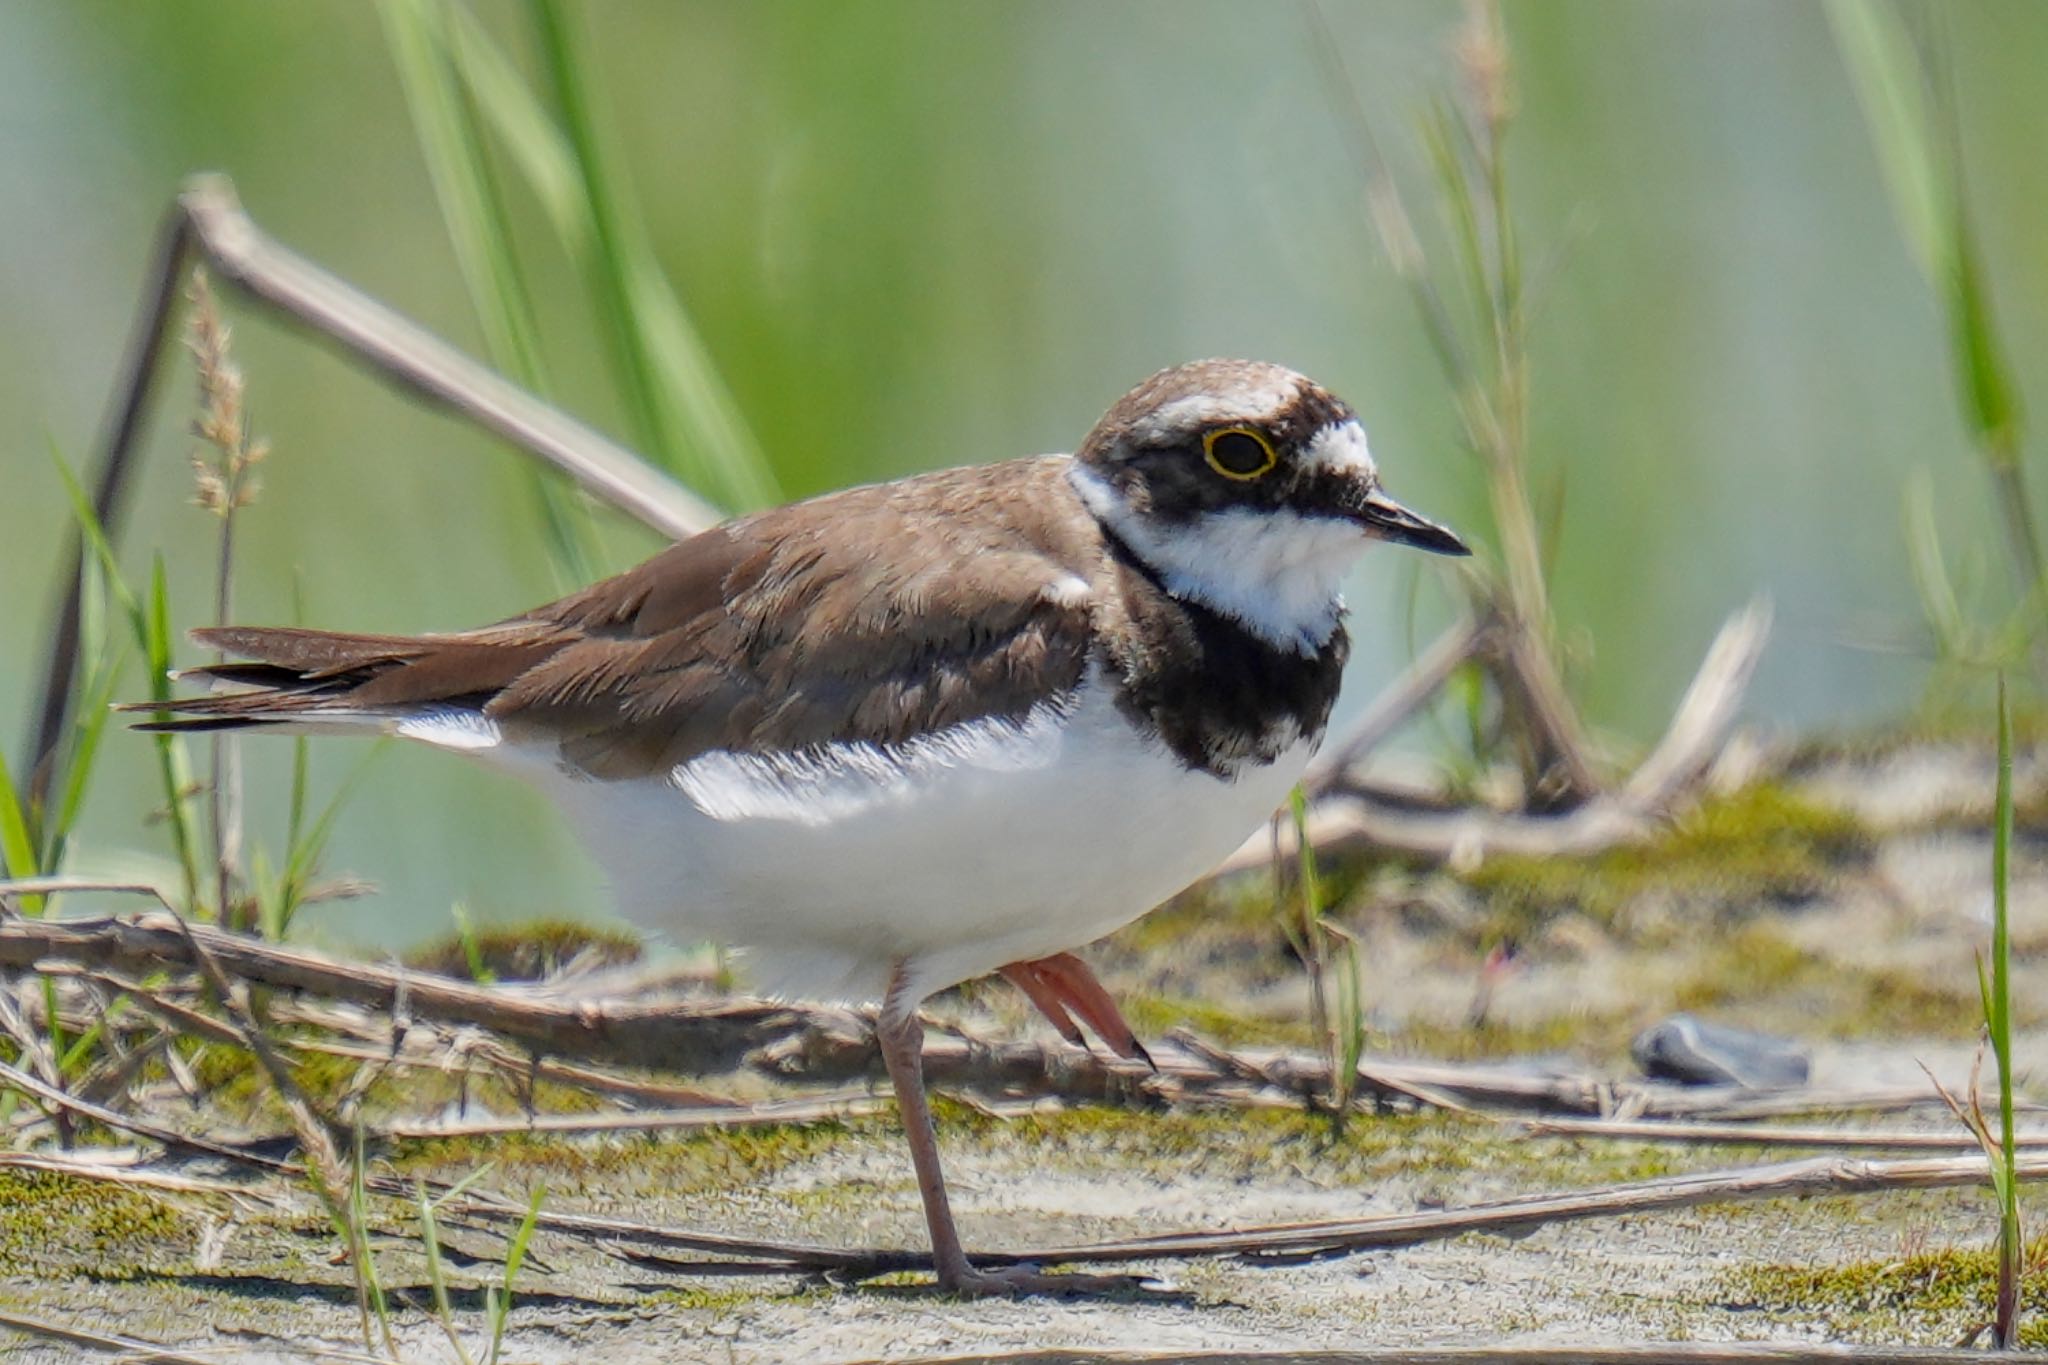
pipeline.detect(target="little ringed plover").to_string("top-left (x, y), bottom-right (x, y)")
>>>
top-left (138, 358), bottom-right (1468, 1294)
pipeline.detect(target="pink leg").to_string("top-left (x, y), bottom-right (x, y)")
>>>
top-left (877, 961), bottom-right (1156, 1297)
top-left (876, 963), bottom-right (978, 1290)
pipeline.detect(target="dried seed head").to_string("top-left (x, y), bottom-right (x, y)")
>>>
top-left (1455, 0), bottom-right (1513, 134)
top-left (185, 267), bottom-right (268, 516)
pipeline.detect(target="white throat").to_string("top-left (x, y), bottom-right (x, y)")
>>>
top-left (1068, 461), bottom-right (1363, 653)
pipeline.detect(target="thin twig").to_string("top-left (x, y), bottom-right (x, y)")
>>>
top-left (0, 898), bottom-right (1983, 1127)
top-left (1301, 615), bottom-right (1488, 793)
top-left (0, 1055), bottom-right (297, 1174)
top-left (1621, 597), bottom-right (1774, 812)
top-left (164, 912), bottom-right (349, 1192)
top-left (0, 1309), bottom-right (217, 1365)
top-left (9, 1025), bottom-right (2042, 1289)
top-left (952, 1150), bottom-right (2048, 1271)
top-left (0, 984), bottom-right (74, 1145)
top-left (23, 205), bottom-right (194, 804)
top-left (1522, 1114), bottom-right (2048, 1150)
top-left (186, 265), bottom-right (258, 928)
top-left (178, 175), bottom-right (717, 535)
top-left (1213, 599), bottom-right (1771, 873)
top-left (382, 1093), bottom-right (886, 1140)
top-left (519, 1148), bottom-right (2048, 1281)
top-left (875, 1347), bottom-right (2048, 1364)
top-left (0, 1149), bottom-right (253, 1197)
top-left (0, 896), bottom-right (827, 1075)
top-left (22, 173), bottom-right (721, 796)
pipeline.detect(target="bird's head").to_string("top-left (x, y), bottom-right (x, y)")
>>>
top-left (1068, 359), bottom-right (1468, 652)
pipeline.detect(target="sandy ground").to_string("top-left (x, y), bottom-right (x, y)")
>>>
top-left (2, 737), bottom-right (2044, 1362)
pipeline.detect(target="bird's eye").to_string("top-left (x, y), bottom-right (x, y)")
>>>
top-left (1203, 427), bottom-right (1278, 481)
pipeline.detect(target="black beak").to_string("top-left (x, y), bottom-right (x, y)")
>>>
top-left (1355, 489), bottom-right (1471, 557)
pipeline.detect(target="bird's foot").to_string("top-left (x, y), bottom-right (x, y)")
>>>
top-left (938, 1262), bottom-right (1157, 1299)
top-left (997, 953), bottom-right (1153, 1069)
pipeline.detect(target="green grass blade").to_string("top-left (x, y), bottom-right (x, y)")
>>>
top-left (379, 0), bottom-right (596, 585)
top-left (525, 0), bottom-right (777, 511)
top-left (48, 446), bottom-right (142, 635)
top-left (1991, 673), bottom-right (2021, 1344)
top-left (0, 750), bottom-right (43, 915)
top-left (46, 652), bottom-right (121, 876)
top-left (1289, 786), bottom-right (1323, 927)
top-left (349, 1120), bottom-right (392, 1347)
top-left (429, 1159), bottom-right (500, 1210)
top-left (1829, 0), bottom-right (2035, 590)
top-left (441, 3), bottom-right (584, 245)
top-left (1421, 101), bottom-right (1490, 347)
top-left (52, 445), bottom-right (202, 908)
top-left (489, 1185), bottom-right (545, 1364)
top-left (251, 846), bottom-right (285, 942)
top-left (1826, 0), bottom-right (1947, 283)
top-left (57, 1010), bottom-right (111, 1075)
top-left (451, 901), bottom-right (493, 983)
top-left (382, 0), bottom-right (549, 390)
top-left (146, 558), bottom-right (204, 910)
top-left (286, 736), bottom-right (309, 868)
top-left (1949, 226), bottom-right (2025, 460)
top-left (1902, 470), bottom-right (1969, 657)
top-left (1992, 677), bottom-right (2015, 1138)
top-left (45, 552), bottom-right (121, 877)
top-left (284, 745), bottom-right (380, 893)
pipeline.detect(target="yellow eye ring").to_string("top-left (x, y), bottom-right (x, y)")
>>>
top-left (1203, 426), bottom-right (1279, 481)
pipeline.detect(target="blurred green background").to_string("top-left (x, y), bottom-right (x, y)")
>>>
top-left (3, 1), bottom-right (2045, 950)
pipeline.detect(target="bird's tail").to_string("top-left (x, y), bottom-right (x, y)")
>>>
top-left (123, 624), bottom-right (560, 736)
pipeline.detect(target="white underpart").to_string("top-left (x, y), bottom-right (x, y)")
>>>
top-left (277, 685), bottom-right (1310, 1003)
top-left (1068, 460), bottom-right (1368, 653)
top-left (670, 702), bottom-right (1075, 826)
top-left (1304, 419), bottom-right (1377, 479)
top-left (396, 708), bottom-right (505, 751)
top-left (1039, 572), bottom-right (1093, 608)
top-left (496, 671), bottom-right (1316, 1004)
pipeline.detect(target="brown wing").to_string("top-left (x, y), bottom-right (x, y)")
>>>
top-left (494, 459), bottom-right (1102, 776)
top-left (156, 458), bottom-right (1105, 780)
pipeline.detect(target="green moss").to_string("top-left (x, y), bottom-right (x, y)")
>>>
top-left (953, 1105), bottom-right (1686, 1190)
top-left (1113, 875), bottom-right (1290, 956)
top-left (387, 1104), bottom-right (1706, 1221)
top-left (1459, 783), bottom-right (1872, 938)
top-left (1726, 1245), bottom-right (2048, 1346)
top-left (0, 1170), bottom-right (195, 1279)
top-left (390, 1116), bottom-right (860, 1193)
top-left (1780, 695), bottom-right (2045, 759)
top-left (185, 1034), bottom-right (621, 1130)
top-left (1673, 923), bottom-right (2002, 1037)
top-left (1673, 923), bottom-right (1813, 1006)
top-left (1390, 1010), bottom-right (1629, 1062)
top-left (404, 919), bottom-right (643, 982)
top-left (641, 1283), bottom-right (824, 1313)
top-left (1117, 992), bottom-right (1312, 1048)
top-left (188, 1039), bottom-right (366, 1113)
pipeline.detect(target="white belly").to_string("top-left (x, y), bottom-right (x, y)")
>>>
top-left (526, 676), bottom-right (1310, 1004)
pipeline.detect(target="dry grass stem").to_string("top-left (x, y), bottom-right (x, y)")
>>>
top-left (0, 1309), bottom-right (217, 1365)
top-left (186, 265), bottom-right (269, 927)
top-left (0, 894), bottom-right (1987, 1133)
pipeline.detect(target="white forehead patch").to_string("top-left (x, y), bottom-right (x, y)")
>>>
top-left (1129, 376), bottom-right (1299, 445)
top-left (1305, 420), bottom-right (1377, 480)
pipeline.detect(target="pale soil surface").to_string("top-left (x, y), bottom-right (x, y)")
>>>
top-left (4, 738), bottom-right (2045, 1363)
